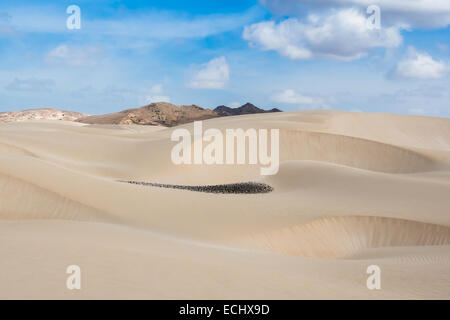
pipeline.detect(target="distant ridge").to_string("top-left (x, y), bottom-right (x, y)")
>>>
top-left (77, 102), bottom-right (281, 126)
top-left (2, 102), bottom-right (282, 127)
top-left (76, 102), bottom-right (217, 127)
top-left (214, 103), bottom-right (282, 117)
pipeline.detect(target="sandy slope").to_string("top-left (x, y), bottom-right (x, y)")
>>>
top-left (0, 110), bottom-right (449, 299)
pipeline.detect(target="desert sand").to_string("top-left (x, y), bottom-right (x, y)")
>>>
top-left (0, 110), bottom-right (449, 299)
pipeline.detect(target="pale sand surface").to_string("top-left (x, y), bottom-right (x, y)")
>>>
top-left (0, 110), bottom-right (449, 299)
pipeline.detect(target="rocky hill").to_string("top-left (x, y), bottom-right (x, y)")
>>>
top-left (0, 108), bottom-right (86, 123)
top-left (76, 102), bottom-right (218, 127)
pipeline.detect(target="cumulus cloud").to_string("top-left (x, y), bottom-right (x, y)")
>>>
top-left (46, 44), bottom-right (102, 67)
top-left (260, 0), bottom-right (450, 29)
top-left (229, 101), bottom-right (242, 108)
top-left (5, 77), bottom-right (54, 92)
top-left (408, 107), bottom-right (427, 115)
top-left (144, 84), bottom-right (171, 103)
top-left (243, 8), bottom-right (402, 61)
top-left (271, 89), bottom-right (330, 108)
top-left (391, 47), bottom-right (449, 80)
top-left (187, 56), bottom-right (230, 89)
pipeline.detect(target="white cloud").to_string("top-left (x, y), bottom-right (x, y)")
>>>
top-left (408, 107), bottom-right (426, 115)
top-left (229, 101), bottom-right (242, 108)
top-left (260, 0), bottom-right (450, 29)
top-left (5, 77), bottom-right (54, 92)
top-left (144, 84), bottom-right (171, 104)
top-left (150, 84), bottom-right (163, 95)
top-left (45, 45), bottom-right (102, 67)
top-left (407, 107), bottom-right (440, 116)
top-left (188, 56), bottom-right (230, 89)
top-left (271, 89), bottom-right (330, 108)
top-left (271, 89), bottom-right (315, 104)
top-left (243, 9), bottom-right (402, 61)
top-left (145, 95), bottom-right (171, 103)
top-left (392, 47), bottom-right (449, 80)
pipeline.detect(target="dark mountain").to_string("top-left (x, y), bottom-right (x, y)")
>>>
top-left (214, 105), bottom-right (235, 116)
top-left (214, 103), bottom-right (282, 117)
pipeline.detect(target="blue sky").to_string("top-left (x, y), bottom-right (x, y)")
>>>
top-left (0, 0), bottom-right (449, 116)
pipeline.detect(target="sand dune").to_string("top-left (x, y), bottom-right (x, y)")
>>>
top-left (243, 216), bottom-right (450, 259)
top-left (0, 110), bottom-right (449, 299)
